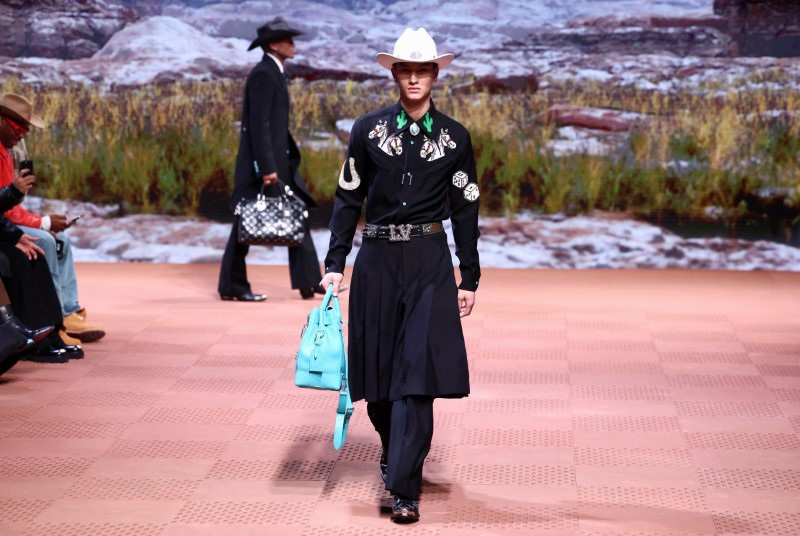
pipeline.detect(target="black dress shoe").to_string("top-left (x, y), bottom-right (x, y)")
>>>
top-left (54, 339), bottom-right (84, 360)
top-left (11, 338), bottom-right (35, 356)
top-left (299, 287), bottom-right (315, 300)
top-left (391, 496), bottom-right (420, 523)
top-left (0, 305), bottom-right (54, 343)
top-left (220, 292), bottom-right (267, 302)
top-left (23, 345), bottom-right (69, 364)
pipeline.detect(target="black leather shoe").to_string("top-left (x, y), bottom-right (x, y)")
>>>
top-left (220, 292), bottom-right (267, 302)
top-left (54, 339), bottom-right (84, 360)
top-left (11, 338), bottom-right (35, 356)
top-left (391, 496), bottom-right (420, 523)
top-left (24, 345), bottom-right (69, 364)
top-left (299, 287), bottom-right (315, 300)
top-left (0, 305), bottom-right (54, 343)
top-left (380, 449), bottom-right (388, 483)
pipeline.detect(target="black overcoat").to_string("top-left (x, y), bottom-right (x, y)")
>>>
top-left (231, 55), bottom-right (316, 209)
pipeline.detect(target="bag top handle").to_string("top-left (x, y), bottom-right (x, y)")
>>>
top-left (316, 284), bottom-right (341, 328)
top-left (258, 181), bottom-right (296, 199)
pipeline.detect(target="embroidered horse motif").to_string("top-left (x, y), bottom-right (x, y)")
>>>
top-left (420, 128), bottom-right (456, 161)
top-left (369, 119), bottom-right (403, 156)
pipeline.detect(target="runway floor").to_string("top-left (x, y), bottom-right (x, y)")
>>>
top-left (1, 264), bottom-right (799, 535)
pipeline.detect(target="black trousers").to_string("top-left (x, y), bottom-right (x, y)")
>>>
top-left (0, 242), bottom-right (63, 332)
top-left (367, 396), bottom-right (434, 501)
top-left (218, 215), bottom-right (322, 296)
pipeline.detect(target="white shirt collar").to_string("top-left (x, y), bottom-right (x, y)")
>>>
top-left (266, 53), bottom-right (284, 73)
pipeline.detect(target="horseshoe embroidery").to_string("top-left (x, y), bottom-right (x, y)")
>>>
top-left (338, 157), bottom-right (361, 190)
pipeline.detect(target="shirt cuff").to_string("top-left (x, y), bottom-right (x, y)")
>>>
top-left (458, 278), bottom-right (479, 292)
top-left (40, 215), bottom-right (51, 231)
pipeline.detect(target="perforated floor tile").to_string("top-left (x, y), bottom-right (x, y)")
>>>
top-left (461, 429), bottom-right (574, 447)
top-left (0, 498), bottom-right (53, 522)
top-left (20, 523), bottom-right (166, 536)
top-left (62, 478), bottom-right (200, 500)
top-left (685, 432), bottom-right (800, 450)
top-left (577, 487), bottom-right (707, 509)
top-left (106, 439), bottom-right (226, 459)
top-left (467, 398), bottom-right (570, 413)
top-left (173, 500), bottom-right (313, 525)
top-left (452, 464), bottom-right (576, 486)
top-left (445, 504), bottom-right (579, 532)
top-left (2, 265), bottom-right (799, 534)
top-left (575, 447), bottom-right (692, 467)
top-left (697, 468), bottom-right (800, 490)
top-left (711, 511), bottom-right (800, 535)
top-left (0, 457), bottom-right (93, 478)
top-left (7, 422), bottom-right (128, 439)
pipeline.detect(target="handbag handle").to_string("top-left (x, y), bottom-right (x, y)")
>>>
top-left (319, 283), bottom-right (352, 450)
top-left (258, 180), bottom-right (297, 199)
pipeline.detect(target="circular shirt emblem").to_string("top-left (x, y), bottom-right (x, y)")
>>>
top-left (463, 182), bottom-right (480, 202)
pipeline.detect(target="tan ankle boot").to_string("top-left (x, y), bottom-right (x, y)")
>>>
top-left (63, 312), bottom-right (106, 343)
top-left (59, 327), bottom-right (82, 346)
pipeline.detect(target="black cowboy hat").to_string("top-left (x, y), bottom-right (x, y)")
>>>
top-left (247, 17), bottom-right (303, 51)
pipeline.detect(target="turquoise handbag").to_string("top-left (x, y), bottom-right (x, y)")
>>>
top-left (295, 284), bottom-right (353, 450)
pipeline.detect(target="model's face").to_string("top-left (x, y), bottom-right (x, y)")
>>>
top-left (269, 38), bottom-right (296, 61)
top-left (0, 115), bottom-right (28, 149)
top-left (392, 62), bottom-right (437, 104)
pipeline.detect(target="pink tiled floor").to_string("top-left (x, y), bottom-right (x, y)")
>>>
top-left (1, 264), bottom-right (799, 535)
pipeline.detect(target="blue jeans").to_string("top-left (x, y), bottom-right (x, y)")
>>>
top-left (18, 226), bottom-right (80, 317)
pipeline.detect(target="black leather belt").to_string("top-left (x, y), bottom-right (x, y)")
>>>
top-left (362, 222), bottom-right (444, 242)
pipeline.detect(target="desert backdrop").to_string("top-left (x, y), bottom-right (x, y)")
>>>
top-left (1, 0), bottom-right (799, 269)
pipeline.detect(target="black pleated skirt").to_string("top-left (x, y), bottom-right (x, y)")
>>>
top-left (347, 231), bottom-right (470, 402)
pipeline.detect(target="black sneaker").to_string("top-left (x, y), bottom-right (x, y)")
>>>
top-left (391, 496), bottom-right (420, 524)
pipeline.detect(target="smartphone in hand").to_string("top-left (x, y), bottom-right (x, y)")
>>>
top-left (19, 160), bottom-right (33, 175)
top-left (68, 214), bottom-right (84, 227)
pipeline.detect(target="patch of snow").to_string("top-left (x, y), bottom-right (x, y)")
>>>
top-left (23, 197), bottom-right (800, 272)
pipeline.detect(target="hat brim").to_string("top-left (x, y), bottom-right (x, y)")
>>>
top-left (0, 105), bottom-right (45, 129)
top-left (247, 29), bottom-right (303, 51)
top-left (376, 52), bottom-right (454, 70)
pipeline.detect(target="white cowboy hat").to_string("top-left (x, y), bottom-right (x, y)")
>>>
top-left (376, 28), bottom-right (454, 70)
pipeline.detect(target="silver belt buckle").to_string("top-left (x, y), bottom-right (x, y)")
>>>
top-left (388, 224), bottom-right (412, 242)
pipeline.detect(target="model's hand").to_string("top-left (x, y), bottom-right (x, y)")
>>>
top-left (49, 214), bottom-right (69, 233)
top-left (320, 272), bottom-right (344, 296)
top-left (458, 289), bottom-right (475, 318)
top-left (13, 169), bottom-right (35, 194)
top-left (262, 172), bottom-right (279, 186)
top-left (15, 234), bottom-right (44, 260)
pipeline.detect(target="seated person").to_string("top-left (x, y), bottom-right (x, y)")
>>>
top-left (0, 159), bottom-right (82, 362)
top-left (0, 92), bottom-right (105, 344)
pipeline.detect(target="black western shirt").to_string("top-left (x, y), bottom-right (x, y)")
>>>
top-left (325, 100), bottom-right (481, 292)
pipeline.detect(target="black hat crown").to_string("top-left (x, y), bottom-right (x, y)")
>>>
top-left (248, 17), bottom-right (303, 51)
